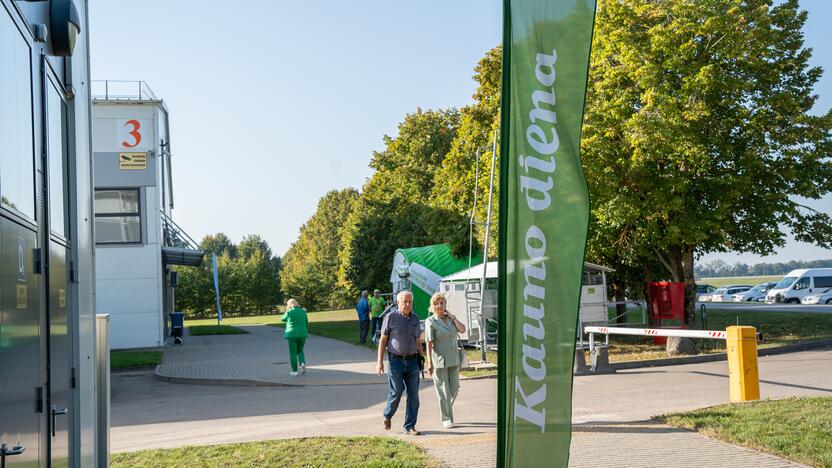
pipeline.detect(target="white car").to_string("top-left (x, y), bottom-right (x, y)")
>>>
top-left (766, 268), bottom-right (832, 304)
top-left (709, 285), bottom-right (752, 302)
top-left (696, 284), bottom-right (717, 302)
top-left (801, 288), bottom-right (832, 305)
top-left (732, 282), bottom-right (778, 302)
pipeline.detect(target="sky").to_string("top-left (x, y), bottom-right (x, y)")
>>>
top-left (89, 1), bottom-right (830, 266)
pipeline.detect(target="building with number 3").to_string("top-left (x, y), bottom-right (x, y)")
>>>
top-left (91, 81), bottom-right (203, 349)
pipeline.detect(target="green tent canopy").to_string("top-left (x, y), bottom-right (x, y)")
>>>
top-left (390, 244), bottom-right (482, 319)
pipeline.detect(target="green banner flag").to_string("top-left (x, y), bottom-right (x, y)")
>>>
top-left (497, 0), bottom-right (597, 467)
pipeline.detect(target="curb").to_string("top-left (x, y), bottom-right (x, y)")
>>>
top-left (153, 371), bottom-right (299, 387)
top-left (152, 366), bottom-right (393, 388)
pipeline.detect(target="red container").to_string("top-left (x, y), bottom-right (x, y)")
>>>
top-left (648, 282), bottom-right (686, 344)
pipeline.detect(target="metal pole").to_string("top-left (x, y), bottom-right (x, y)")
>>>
top-left (479, 131), bottom-right (499, 362)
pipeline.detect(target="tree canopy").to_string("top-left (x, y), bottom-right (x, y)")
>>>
top-left (281, 188), bottom-right (359, 311)
top-left (582, 0), bottom-right (832, 319)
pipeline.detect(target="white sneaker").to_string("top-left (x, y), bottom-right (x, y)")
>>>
top-left (289, 371), bottom-right (298, 376)
top-left (300, 364), bottom-right (306, 374)
top-left (442, 421), bottom-right (454, 429)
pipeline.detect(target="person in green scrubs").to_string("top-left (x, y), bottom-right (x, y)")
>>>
top-left (424, 292), bottom-right (466, 428)
top-left (281, 298), bottom-right (309, 376)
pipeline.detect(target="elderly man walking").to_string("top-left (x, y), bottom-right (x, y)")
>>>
top-left (376, 290), bottom-right (423, 435)
top-left (356, 290), bottom-right (371, 344)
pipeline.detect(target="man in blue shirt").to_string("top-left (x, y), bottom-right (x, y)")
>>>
top-left (356, 290), bottom-right (371, 344)
top-left (376, 290), bottom-right (423, 435)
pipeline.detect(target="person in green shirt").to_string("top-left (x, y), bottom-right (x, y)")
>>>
top-left (369, 289), bottom-right (386, 336)
top-left (425, 292), bottom-right (466, 428)
top-left (281, 298), bottom-right (309, 376)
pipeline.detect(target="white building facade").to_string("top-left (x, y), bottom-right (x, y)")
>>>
top-left (91, 83), bottom-right (202, 350)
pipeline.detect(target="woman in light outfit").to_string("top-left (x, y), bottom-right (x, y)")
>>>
top-left (281, 298), bottom-right (309, 376)
top-left (425, 292), bottom-right (466, 428)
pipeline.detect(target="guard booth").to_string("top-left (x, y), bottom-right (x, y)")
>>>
top-left (1, 0), bottom-right (105, 465)
top-left (91, 81), bottom-right (204, 349)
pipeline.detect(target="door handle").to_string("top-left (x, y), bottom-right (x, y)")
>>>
top-left (51, 406), bottom-right (68, 437)
top-left (0, 443), bottom-right (26, 468)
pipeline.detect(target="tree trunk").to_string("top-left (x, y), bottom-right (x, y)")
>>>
top-left (613, 280), bottom-right (627, 324)
top-left (682, 246), bottom-right (696, 325)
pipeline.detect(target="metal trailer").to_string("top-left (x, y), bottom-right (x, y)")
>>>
top-left (0, 0), bottom-right (105, 465)
top-left (439, 261), bottom-right (618, 347)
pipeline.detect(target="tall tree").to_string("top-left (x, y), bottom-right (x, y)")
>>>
top-left (281, 188), bottom-right (359, 311)
top-left (582, 0), bottom-right (832, 321)
top-left (339, 109), bottom-right (468, 294)
top-left (431, 46), bottom-right (502, 258)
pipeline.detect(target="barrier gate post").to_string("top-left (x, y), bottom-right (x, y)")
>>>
top-left (726, 326), bottom-right (760, 402)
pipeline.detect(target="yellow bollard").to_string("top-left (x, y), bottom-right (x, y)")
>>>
top-left (726, 326), bottom-right (760, 402)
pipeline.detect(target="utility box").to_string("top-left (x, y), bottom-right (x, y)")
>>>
top-left (648, 282), bottom-right (686, 343)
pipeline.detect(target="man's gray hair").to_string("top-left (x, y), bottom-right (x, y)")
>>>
top-left (397, 290), bottom-right (413, 299)
top-left (361, 290), bottom-right (369, 297)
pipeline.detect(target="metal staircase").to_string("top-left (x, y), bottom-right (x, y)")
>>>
top-left (160, 210), bottom-right (204, 266)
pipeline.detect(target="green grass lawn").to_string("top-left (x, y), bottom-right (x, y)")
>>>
top-left (110, 436), bottom-right (439, 468)
top-left (188, 325), bottom-right (249, 336)
top-left (186, 315), bottom-right (283, 327)
top-left (659, 397), bottom-right (832, 467)
top-left (698, 275), bottom-right (782, 288)
top-left (266, 309), bottom-right (377, 350)
top-left (110, 351), bottom-right (162, 370)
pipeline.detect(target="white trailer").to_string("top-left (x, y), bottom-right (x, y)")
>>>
top-left (438, 261), bottom-right (613, 344)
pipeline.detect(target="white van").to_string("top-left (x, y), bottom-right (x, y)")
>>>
top-left (765, 268), bottom-right (832, 304)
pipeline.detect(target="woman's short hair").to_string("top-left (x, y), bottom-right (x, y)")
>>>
top-left (428, 292), bottom-right (447, 314)
top-left (286, 298), bottom-right (300, 309)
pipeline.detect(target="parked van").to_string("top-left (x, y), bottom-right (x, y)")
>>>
top-left (765, 269), bottom-right (832, 304)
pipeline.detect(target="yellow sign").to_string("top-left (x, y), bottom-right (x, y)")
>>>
top-left (59, 289), bottom-right (66, 308)
top-left (119, 152), bottom-right (147, 170)
top-left (16, 284), bottom-right (27, 309)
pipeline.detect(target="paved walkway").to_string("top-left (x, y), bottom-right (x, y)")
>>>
top-left (128, 326), bottom-right (832, 467)
top-left (155, 325), bottom-right (386, 386)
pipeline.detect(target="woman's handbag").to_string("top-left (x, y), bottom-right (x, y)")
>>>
top-left (458, 345), bottom-right (469, 369)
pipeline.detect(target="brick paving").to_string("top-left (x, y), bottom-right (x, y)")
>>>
top-left (417, 424), bottom-right (807, 468)
top-left (155, 325), bottom-right (387, 386)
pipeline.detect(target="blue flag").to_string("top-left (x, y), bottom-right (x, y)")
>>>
top-left (212, 252), bottom-right (222, 321)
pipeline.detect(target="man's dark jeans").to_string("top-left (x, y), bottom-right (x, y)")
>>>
top-left (383, 353), bottom-right (420, 430)
top-left (371, 317), bottom-right (381, 336)
top-left (359, 319), bottom-right (370, 344)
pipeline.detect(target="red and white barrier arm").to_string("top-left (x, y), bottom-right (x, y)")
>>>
top-left (584, 326), bottom-right (727, 340)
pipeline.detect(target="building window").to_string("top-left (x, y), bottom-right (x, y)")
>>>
top-left (95, 189), bottom-right (141, 244)
top-left (0, 12), bottom-right (35, 218)
top-left (47, 79), bottom-right (68, 237)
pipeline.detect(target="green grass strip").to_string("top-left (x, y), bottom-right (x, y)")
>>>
top-left (188, 325), bottom-right (249, 336)
top-left (110, 351), bottom-right (162, 370)
top-left (659, 397), bottom-right (832, 467)
top-left (111, 436), bottom-right (439, 468)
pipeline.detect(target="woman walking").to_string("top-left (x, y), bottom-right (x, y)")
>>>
top-left (281, 299), bottom-right (309, 376)
top-left (424, 292), bottom-right (466, 428)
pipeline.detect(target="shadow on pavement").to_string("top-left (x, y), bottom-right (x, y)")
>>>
top-left (111, 370), bottom-right (408, 427)
top-left (689, 370), bottom-right (832, 393)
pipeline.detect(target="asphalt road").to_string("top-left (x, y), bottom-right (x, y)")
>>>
top-left (697, 301), bottom-right (832, 314)
top-left (111, 348), bottom-right (832, 453)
